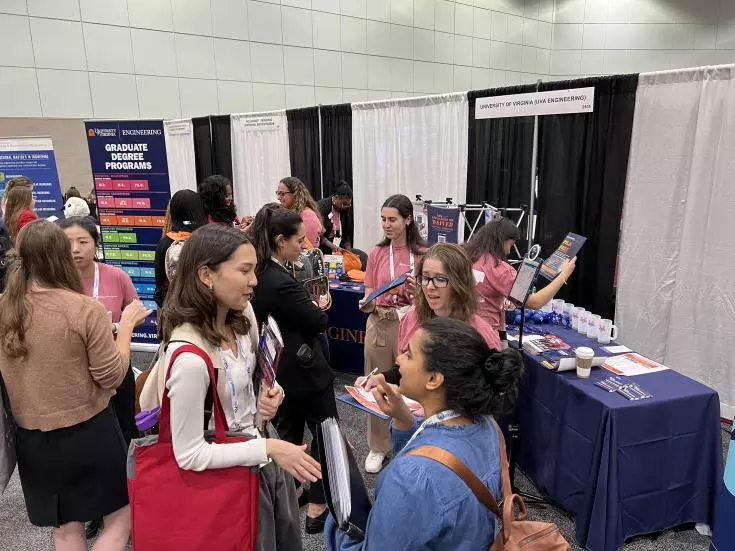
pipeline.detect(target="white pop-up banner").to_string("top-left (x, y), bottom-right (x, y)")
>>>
top-left (475, 87), bottom-right (595, 119)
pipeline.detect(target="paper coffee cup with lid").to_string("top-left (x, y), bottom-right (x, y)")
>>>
top-left (575, 346), bottom-right (595, 379)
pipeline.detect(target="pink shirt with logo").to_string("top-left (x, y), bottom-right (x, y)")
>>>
top-left (364, 244), bottom-right (418, 308)
top-left (398, 306), bottom-right (501, 353)
top-left (472, 254), bottom-right (517, 332)
top-left (82, 262), bottom-right (138, 323)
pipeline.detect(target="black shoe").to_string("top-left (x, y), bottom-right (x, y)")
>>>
top-left (304, 509), bottom-right (328, 534)
top-left (297, 488), bottom-right (310, 509)
top-left (85, 518), bottom-right (103, 539)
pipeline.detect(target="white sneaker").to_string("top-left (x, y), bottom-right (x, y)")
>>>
top-left (365, 451), bottom-right (386, 474)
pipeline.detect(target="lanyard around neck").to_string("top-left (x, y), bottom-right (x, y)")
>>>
top-left (92, 262), bottom-right (99, 299)
top-left (403, 409), bottom-right (462, 449)
top-left (217, 334), bottom-right (257, 426)
top-left (389, 243), bottom-right (415, 281)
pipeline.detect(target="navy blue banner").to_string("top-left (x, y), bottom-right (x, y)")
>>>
top-left (85, 120), bottom-right (171, 347)
top-left (0, 137), bottom-right (63, 219)
top-left (427, 205), bottom-right (460, 244)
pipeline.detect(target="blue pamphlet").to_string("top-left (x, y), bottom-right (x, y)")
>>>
top-left (363, 272), bottom-right (408, 304)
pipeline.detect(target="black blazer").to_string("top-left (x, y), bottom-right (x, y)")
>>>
top-left (251, 260), bottom-right (334, 396)
top-left (317, 197), bottom-right (354, 252)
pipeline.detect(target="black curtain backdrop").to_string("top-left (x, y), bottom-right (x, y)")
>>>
top-left (210, 115), bottom-right (232, 180)
top-left (192, 116), bottom-right (213, 185)
top-left (286, 107), bottom-right (322, 199)
top-left (320, 103), bottom-right (353, 197)
top-left (536, 75), bottom-right (638, 319)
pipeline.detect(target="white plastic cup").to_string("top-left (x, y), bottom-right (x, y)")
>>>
top-left (552, 299), bottom-right (565, 314)
top-left (587, 314), bottom-right (601, 339)
top-left (563, 303), bottom-right (574, 328)
top-left (577, 310), bottom-right (589, 335)
top-left (572, 306), bottom-right (583, 330)
top-left (576, 346), bottom-right (595, 378)
top-left (597, 319), bottom-right (619, 344)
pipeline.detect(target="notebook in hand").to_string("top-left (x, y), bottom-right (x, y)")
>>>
top-left (317, 418), bottom-right (373, 541)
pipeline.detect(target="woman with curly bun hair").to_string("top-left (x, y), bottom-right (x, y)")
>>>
top-left (326, 316), bottom-right (523, 551)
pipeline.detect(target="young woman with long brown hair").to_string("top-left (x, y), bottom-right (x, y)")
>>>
top-left (0, 220), bottom-right (149, 551)
top-left (357, 193), bottom-right (426, 474)
top-left (276, 177), bottom-right (324, 249)
top-left (3, 184), bottom-right (37, 245)
top-left (148, 223), bottom-right (319, 549)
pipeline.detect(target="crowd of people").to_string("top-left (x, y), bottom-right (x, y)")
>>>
top-left (0, 174), bottom-right (575, 550)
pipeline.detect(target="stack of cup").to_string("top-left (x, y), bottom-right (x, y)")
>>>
top-left (575, 346), bottom-right (594, 378)
top-left (587, 314), bottom-right (601, 339)
top-left (562, 303), bottom-right (574, 328)
top-left (577, 310), bottom-right (589, 335)
top-left (572, 306), bottom-right (583, 330)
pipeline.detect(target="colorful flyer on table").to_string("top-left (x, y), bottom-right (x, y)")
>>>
top-left (539, 232), bottom-right (587, 280)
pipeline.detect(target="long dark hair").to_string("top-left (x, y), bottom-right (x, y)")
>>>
top-left (247, 203), bottom-right (303, 275)
top-left (377, 194), bottom-right (425, 255)
top-left (414, 244), bottom-right (477, 324)
top-left (58, 216), bottom-right (100, 248)
top-left (420, 317), bottom-right (523, 419)
top-left (168, 190), bottom-right (207, 232)
top-left (0, 220), bottom-right (83, 358)
top-left (161, 225), bottom-right (252, 347)
top-left (465, 218), bottom-right (521, 266)
top-left (199, 174), bottom-right (237, 224)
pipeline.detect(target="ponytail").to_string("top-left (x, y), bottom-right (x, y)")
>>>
top-left (420, 317), bottom-right (523, 419)
top-left (0, 255), bottom-right (30, 358)
top-left (247, 203), bottom-right (302, 275)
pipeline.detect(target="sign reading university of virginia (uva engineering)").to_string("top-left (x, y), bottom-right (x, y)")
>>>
top-left (475, 87), bottom-right (595, 119)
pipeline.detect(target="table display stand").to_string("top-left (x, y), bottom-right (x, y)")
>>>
top-left (508, 258), bottom-right (549, 506)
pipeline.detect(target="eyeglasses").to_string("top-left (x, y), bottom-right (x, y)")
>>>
top-left (419, 275), bottom-right (449, 288)
top-left (275, 191), bottom-right (293, 198)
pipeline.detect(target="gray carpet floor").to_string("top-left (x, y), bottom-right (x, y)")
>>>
top-left (0, 358), bottom-right (724, 550)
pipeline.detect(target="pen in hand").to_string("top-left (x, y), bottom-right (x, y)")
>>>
top-left (362, 368), bottom-right (379, 389)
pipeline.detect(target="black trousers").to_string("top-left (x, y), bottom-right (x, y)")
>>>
top-left (274, 383), bottom-right (338, 505)
top-left (110, 366), bottom-right (138, 446)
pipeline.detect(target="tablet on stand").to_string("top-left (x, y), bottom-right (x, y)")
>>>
top-left (508, 257), bottom-right (541, 350)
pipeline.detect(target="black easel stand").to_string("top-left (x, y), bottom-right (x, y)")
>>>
top-left (508, 304), bottom-right (549, 505)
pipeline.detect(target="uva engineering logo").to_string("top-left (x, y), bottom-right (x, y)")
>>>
top-left (88, 128), bottom-right (117, 138)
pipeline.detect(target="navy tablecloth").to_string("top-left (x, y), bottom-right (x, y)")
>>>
top-left (513, 325), bottom-right (722, 551)
top-left (326, 282), bottom-right (367, 375)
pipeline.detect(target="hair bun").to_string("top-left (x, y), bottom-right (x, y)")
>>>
top-left (482, 350), bottom-right (505, 380)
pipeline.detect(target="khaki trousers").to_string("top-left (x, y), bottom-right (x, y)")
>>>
top-left (363, 308), bottom-right (399, 453)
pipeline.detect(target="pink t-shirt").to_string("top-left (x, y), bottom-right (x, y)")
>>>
top-left (81, 262), bottom-right (138, 323)
top-left (398, 306), bottom-right (501, 353)
top-left (364, 244), bottom-right (418, 308)
top-left (301, 207), bottom-right (323, 250)
top-left (331, 207), bottom-right (341, 233)
top-left (473, 254), bottom-right (517, 332)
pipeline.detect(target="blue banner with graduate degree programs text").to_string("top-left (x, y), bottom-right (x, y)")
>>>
top-left (85, 120), bottom-right (171, 347)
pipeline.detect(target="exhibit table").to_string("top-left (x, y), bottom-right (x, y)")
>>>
top-left (511, 325), bottom-right (722, 551)
top-left (326, 281), bottom-right (367, 375)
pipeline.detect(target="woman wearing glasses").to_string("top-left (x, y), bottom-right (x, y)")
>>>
top-left (397, 243), bottom-right (500, 353)
top-left (276, 177), bottom-right (323, 250)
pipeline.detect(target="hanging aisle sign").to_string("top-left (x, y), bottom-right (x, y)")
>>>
top-left (475, 87), bottom-right (595, 119)
top-left (0, 136), bottom-right (63, 219)
top-left (85, 120), bottom-right (171, 349)
top-left (427, 205), bottom-right (460, 244)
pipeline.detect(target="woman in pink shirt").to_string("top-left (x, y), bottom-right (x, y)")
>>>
top-left (358, 194), bottom-right (426, 473)
top-left (59, 217), bottom-right (140, 445)
top-left (277, 176), bottom-right (324, 249)
top-left (465, 219), bottom-right (577, 346)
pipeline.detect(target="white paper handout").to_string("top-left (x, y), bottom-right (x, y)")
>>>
top-left (602, 353), bottom-right (669, 377)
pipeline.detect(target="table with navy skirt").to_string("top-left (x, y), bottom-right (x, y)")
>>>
top-left (510, 325), bottom-right (722, 551)
top-left (326, 282), bottom-right (367, 375)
